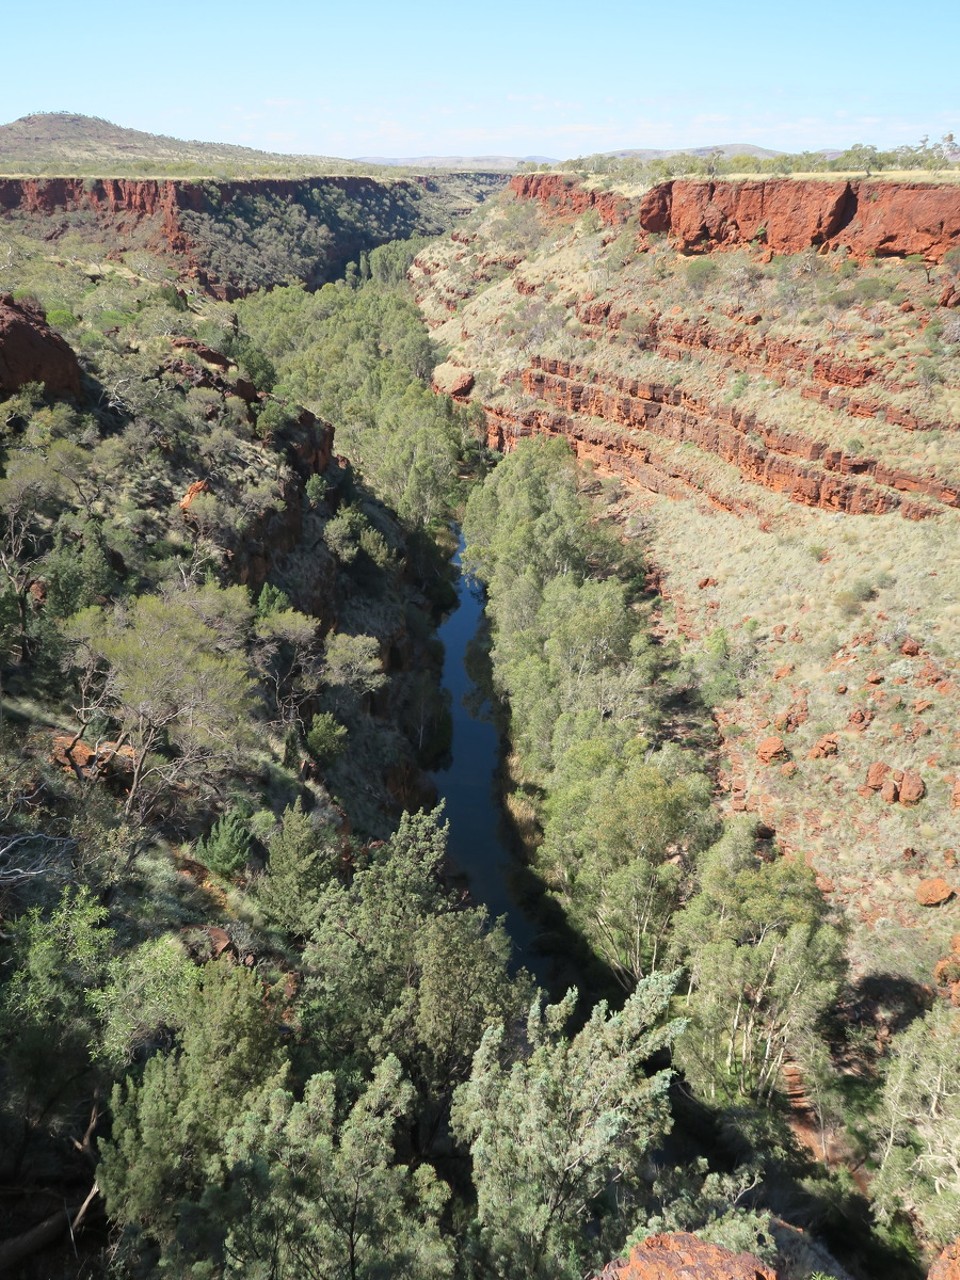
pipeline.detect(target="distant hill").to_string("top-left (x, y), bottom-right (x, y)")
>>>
top-left (354, 155), bottom-right (556, 170)
top-left (0, 114), bottom-right (818, 181)
top-left (0, 112), bottom-right (484, 179)
top-left (601, 143), bottom-right (785, 161)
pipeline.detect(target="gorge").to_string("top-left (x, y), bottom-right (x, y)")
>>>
top-left (1, 121), bottom-right (959, 1279)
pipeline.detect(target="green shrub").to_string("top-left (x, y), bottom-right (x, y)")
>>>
top-left (195, 808), bottom-right (252, 878)
top-left (685, 258), bottom-right (719, 294)
top-left (306, 712), bottom-right (348, 764)
top-left (305, 473), bottom-right (328, 506)
top-left (46, 307), bottom-right (79, 330)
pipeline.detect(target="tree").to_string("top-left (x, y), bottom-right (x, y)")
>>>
top-left (451, 971), bottom-right (683, 1279)
top-left (872, 1002), bottom-right (960, 1248)
top-left (205, 1056), bottom-right (453, 1280)
top-left (0, 450), bottom-right (62, 661)
top-left (323, 631), bottom-right (387, 705)
top-left (99, 959), bottom-right (288, 1257)
top-left (837, 143), bottom-right (881, 175)
top-left (257, 799), bottom-right (339, 938)
top-left (541, 745), bottom-right (716, 989)
top-left (671, 822), bottom-right (845, 1105)
top-left (196, 806), bottom-right (252, 879)
top-left (301, 809), bottom-right (526, 1141)
top-left (254, 604), bottom-right (323, 728)
top-left (463, 436), bottom-right (590, 598)
top-left (64, 590), bottom-right (255, 816)
top-left (306, 710), bottom-right (348, 764)
top-left (0, 887), bottom-right (112, 1179)
top-left (302, 808), bottom-right (454, 1069)
top-left (88, 934), bottom-right (200, 1070)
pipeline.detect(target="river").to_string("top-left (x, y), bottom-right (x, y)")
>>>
top-left (431, 536), bottom-right (549, 985)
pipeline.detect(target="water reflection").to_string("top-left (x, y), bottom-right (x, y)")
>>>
top-left (431, 535), bottom-right (544, 980)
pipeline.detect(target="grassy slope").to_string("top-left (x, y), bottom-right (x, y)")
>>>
top-left (0, 112), bottom-right (515, 178)
top-left (412, 183), bottom-right (960, 991)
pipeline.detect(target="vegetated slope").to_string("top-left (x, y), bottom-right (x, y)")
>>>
top-left (0, 111), bottom-right (368, 177)
top-left (0, 167), bottom-right (506, 298)
top-left (0, 225), bottom-right (797, 1280)
top-left (0, 222), bottom-right (497, 1273)
top-left (413, 173), bottom-right (960, 995)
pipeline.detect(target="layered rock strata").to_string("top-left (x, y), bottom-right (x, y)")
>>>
top-left (511, 174), bottom-right (960, 262)
top-left (485, 357), bottom-right (950, 520)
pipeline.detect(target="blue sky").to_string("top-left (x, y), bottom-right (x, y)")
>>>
top-left (5, 0), bottom-right (957, 158)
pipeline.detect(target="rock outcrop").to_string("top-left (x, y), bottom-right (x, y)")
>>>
top-left (597, 1233), bottom-right (774, 1280)
top-left (510, 174), bottom-right (960, 263)
top-left (486, 358), bottom-right (947, 520)
top-left (0, 173), bottom-right (498, 299)
top-left (0, 293), bottom-right (82, 396)
top-left (432, 361), bottom-right (475, 398)
top-left (930, 1239), bottom-right (960, 1280)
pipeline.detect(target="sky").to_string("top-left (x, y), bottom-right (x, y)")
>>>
top-left (4, 0), bottom-right (958, 159)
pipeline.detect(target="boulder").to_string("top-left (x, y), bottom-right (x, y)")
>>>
top-left (807, 733), bottom-right (839, 760)
top-left (432, 361), bottom-right (475, 399)
top-left (898, 770), bottom-right (926, 806)
top-left (900, 635), bottom-right (921, 656)
top-left (0, 293), bottom-right (82, 396)
top-left (774, 698), bottom-right (808, 733)
top-left (170, 336), bottom-right (232, 370)
top-left (179, 479), bottom-right (211, 511)
top-left (916, 878), bottom-right (955, 907)
top-left (757, 736), bottom-right (787, 764)
top-left (865, 761), bottom-right (890, 789)
top-left (880, 778), bottom-right (900, 803)
top-left (206, 925), bottom-right (234, 958)
top-left (597, 1233), bottom-right (774, 1280)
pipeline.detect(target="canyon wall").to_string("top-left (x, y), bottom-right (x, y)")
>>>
top-left (511, 173), bottom-right (960, 261)
top-left (484, 356), bottom-right (955, 521)
top-left (0, 172), bottom-right (500, 298)
top-left (416, 172), bottom-right (960, 525)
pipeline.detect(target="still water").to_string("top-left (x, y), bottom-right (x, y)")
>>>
top-left (431, 536), bottom-right (546, 982)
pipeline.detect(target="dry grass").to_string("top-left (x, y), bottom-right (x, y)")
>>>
top-left (590, 170), bottom-right (960, 196)
top-left (623, 487), bottom-right (960, 983)
top-left (420, 207), bottom-right (960, 484)
top-left (416, 186), bottom-right (960, 989)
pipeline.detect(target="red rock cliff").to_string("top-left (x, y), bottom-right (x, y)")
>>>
top-left (509, 174), bottom-right (960, 262)
top-left (930, 1240), bottom-right (960, 1280)
top-left (509, 173), bottom-right (635, 227)
top-left (0, 175), bottom-right (445, 298)
top-left (0, 293), bottom-right (82, 396)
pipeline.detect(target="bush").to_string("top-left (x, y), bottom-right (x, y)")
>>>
top-left (195, 807), bottom-right (251, 878)
top-left (306, 712), bottom-right (348, 764)
top-left (685, 258), bottom-right (719, 294)
top-left (46, 308), bottom-right (79, 330)
top-left (305, 473), bottom-right (328, 507)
